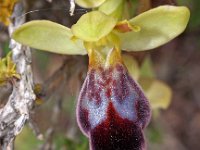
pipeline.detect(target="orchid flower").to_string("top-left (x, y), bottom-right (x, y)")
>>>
top-left (12, 4), bottom-right (190, 150)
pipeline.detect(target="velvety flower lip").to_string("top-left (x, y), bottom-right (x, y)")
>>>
top-left (90, 102), bottom-right (145, 150)
top-left (77, 53), bottom-right (151, 149)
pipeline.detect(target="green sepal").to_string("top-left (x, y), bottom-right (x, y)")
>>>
top-left (12, 20), bottom-right (86, 55)
top-left (115, 5), bottom-right (190, 51)
top-left (75, 0), bottom-right (106, 8)
top-left (98, 0), bottom-right (124, 20)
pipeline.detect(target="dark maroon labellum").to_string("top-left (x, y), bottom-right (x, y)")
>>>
top-left (77, 63), bottom-right (151, 150)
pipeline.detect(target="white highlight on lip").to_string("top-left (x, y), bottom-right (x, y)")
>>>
top-left (111, 82), bottom-right (138, 121)
top-left (111, 68), bottom-right (138, 121)
top-left (87, 90), bottom-right (109, 129)
top-left (80, 65), bottom-right (139, 129)
top-left (80, 70), bottom-right (109, 129)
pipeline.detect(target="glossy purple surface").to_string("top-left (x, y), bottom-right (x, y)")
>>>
top-left (77, 63), bottom-right (151, 150)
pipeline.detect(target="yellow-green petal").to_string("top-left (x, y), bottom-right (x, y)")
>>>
top-left (122, 54), bottom-right (140, 81)
top-left (139, 78), bottom-right (172, 109)
top-left (140, 56), bottom-right (155, 78)
top-left (75, 0), bottom-right (106, 8)
top-left (71, 11), bottom-right (117, 42)
top-left (12, 20), bottom-right (86, 55)
top-left (115, 5), bottom-right (190, 51)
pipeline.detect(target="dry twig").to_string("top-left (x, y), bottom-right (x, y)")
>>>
top-left (0, 2), bottom-right (35, 149)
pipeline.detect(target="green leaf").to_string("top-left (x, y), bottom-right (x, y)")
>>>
top-left (139, 78), bottom-right (172, 109)
top-left (75, 0), bottom-right (106, 8)
top-left (98, 0), bottom-right (124, 19)
top-left (71, 11), bottom-right (117, 42)
top-left (115, 5), bottom-right (190, 51)
top-left (12, 20), bottom-right (86, 55)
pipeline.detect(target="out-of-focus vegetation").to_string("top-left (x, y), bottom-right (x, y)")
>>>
top-left (177, 0), bottom-right (200, 29)
top-left (0, 0), bottom-right (17, 26)
top-left (0, 52), bottom-right (19, 85)
top-left (0, 0), bottom-right (200, 150)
